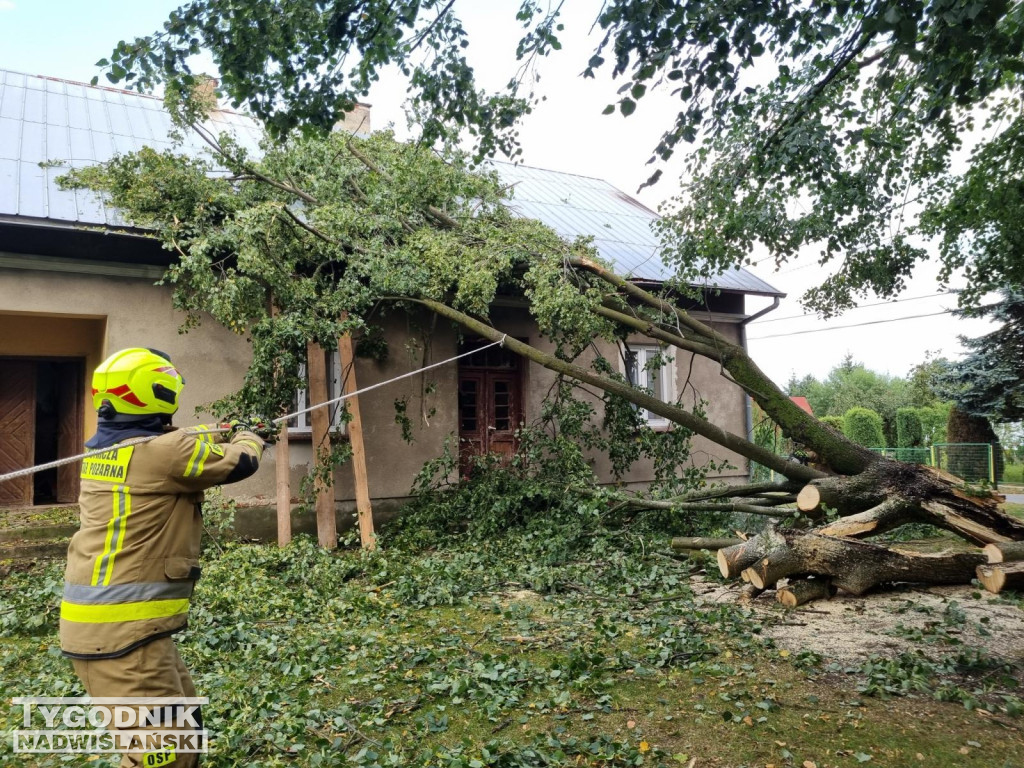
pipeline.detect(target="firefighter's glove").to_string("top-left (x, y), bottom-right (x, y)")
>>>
top-left (226, 418), bottom-right (278, 443)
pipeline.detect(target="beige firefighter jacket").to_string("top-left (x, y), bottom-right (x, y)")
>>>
top-left (60, 426), bottom-right (264, 658)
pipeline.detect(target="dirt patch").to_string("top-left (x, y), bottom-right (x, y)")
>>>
top-left (691, 575), bottom-right (1024, 664)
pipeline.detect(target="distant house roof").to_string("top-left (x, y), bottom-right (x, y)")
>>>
top-left (790, 396), bottom-right (814, 415)
top-left (0, 67), bottom-right (782, 298)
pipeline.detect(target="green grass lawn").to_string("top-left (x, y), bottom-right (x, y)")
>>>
top-left (2, 519), bottom-right (1023, 768)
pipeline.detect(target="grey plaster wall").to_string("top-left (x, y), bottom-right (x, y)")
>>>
top-left (2, 266), bottom-right (751, 513)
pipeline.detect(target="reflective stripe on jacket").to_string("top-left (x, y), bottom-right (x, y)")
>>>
top-left (60, 427), bottom-right (263, 658)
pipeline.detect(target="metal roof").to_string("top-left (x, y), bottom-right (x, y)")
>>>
top-left (0, 67), bottom-right (782, 297)
top-left (491, 161), bottom-right (782, 296)
top-left (0, 69), bottom-right (263, 229)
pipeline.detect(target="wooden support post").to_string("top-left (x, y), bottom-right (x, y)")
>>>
top-left (307, 340), bottom-right (337, 549)
top-left (271, 302), bottom-right (292, 547)
top-left (275, 424), bottom-right (292, 547)
top-left (337, 329), bottom-right (376, 550)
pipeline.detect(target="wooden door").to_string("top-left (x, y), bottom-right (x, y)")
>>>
top-left (56, 361), bottom-right (83, 503)
top-left (458, 367), bottom-right (522, 477)
top-left (0, 361), bottom-right (37, 505)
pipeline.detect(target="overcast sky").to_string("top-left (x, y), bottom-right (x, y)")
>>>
top-left (0, 0), bottom-right (997, 387)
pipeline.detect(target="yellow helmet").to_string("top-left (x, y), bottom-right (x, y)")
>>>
top-left (92, 348), bottom-right (185, 418)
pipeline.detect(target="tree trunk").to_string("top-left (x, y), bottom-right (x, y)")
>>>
top-left (728, 526), bottom-right (986, 595)
top-left (777, 577), bottom-right (836, 608)
top-left (976, 562), bottom-right (1024, 594)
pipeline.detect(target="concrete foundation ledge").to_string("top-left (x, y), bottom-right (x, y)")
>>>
top-left (231, 497), bottom-right (413, 542)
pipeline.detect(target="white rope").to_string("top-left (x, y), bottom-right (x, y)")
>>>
top-left (0, 336), bottom-right (507, 485)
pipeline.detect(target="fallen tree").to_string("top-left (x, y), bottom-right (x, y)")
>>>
top-left (61, 124), bottom-right (1024, 599)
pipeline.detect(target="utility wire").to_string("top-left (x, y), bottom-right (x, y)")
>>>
top-left (0, 337), bottom-right (506, 485)
top-left (747, 309), bottom-right (954, 340)
top-left (751, 291), bottom-right (955, 324)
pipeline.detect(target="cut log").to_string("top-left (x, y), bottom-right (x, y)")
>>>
top-left (717, 527), bottom-right (787, 578)
top-left (671, 536), bottom-right (742, 551)
top-left (796, 485), bottom-right (823, 514)
top-left (730, 525), bottom-right (986, 595)
top-left (976, 562), bottom-right (1024, 594)
top-left (777, 577), bottom-right (836, 608)
top-left (983, 542), bottom-right (1024, 563)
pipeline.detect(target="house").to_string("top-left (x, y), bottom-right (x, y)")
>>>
top-left (0, 68), bottom-right (784, 530)
top-left (790, 397), bottom-right (814, 416)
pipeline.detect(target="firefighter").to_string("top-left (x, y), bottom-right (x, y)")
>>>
top-left (60, 348), bottom-right (267, 768)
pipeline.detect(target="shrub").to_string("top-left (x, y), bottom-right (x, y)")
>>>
top-left (896, 408), bottom-right (924, 448)
top-left (844, 407), bottom-right (886, 448)
top-left (821, 415), bottom-right (845, 432)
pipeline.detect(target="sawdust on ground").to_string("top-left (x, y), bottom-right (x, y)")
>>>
top-left (691, 575), bottom-right (1024, 663)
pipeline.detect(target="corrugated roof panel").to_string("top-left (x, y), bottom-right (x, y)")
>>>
top-left (492, 161), bottom-right (782, 295)
top-left (106, 99), bottom-right (132, 137)
top-left (19, 120), bottom-right (44, 164)
top-left (86, 98), bottom-right (109, 134)
top-left (0, 82), bottom-right (23, 120)
top-left (91, 129), bottom-right (115, 162)
top-left (0, 117), bottom-right (22, 159)
top-left (22, 87), bottom-right (43, 123)
top-left (67, 97), bottom-right (89, 130)
top-left (46, 123), bottom-right (71, 161)
top-left (68, 158), bottom-right (105, 221)
top-left (45, 165), bottom-right (78, 220)
top-left (0, 158), bottom-right (18, 213)
top-left (125, 104), bottom-right (154, 140)
top-left (18, 160), bottom-right (46, 217)
top-left (45, 90), bottom-right (68, 127)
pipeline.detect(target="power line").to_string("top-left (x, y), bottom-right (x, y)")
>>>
top-left (751, 291), bottom-right (955, 324)
top-left (746, 309), bottom-right (955, 340)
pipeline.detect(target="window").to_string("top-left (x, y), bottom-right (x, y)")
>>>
top-left (288, 351), bottom-right (348, 436)
top-left (623, 344), bottom-right (674, 427)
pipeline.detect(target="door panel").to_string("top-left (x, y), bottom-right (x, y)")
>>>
top-left (458, 372), bottom-right (485, 476)
top-left (485, 373), bottom-right (520, 462)
top-left (0, 361), bottom-right (37, 505)
top-left (56, 361), bottom-right (84, 503)
top-left (458, 366), bottom-right (523, 476)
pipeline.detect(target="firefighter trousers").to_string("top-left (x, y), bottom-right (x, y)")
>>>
top-left (71, 636), bottom-right (201, 768)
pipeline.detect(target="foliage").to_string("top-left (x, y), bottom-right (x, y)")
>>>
top-left (59, 130), bottom-right (609, 424)
top-left (3, 506), bottom-right (1023, 767)
top-left (102, 1), bottom-right (1024, 317)
top-left (843, 407), bottom-right (886, 449)
top-left (401, 373), bottom-right (729, 543)
top-left (896, 408), bottom-right (924, 449)
top-left (820, 415), bottom-right (844, 433)
top-left (92, 0), bottom-right (545, 159)
top-left (935, 287), bottom-right (1024, 423)
top-left (789, 354), bottom-right (947, 445)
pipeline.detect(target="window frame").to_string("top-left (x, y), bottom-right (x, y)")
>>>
top-left (288, 351), bottom-right (348, 438)
top-left (622, 343), bottom-right (675, 428)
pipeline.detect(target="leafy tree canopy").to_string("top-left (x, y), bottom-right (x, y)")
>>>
top-left (936, 287), bottom-right (1024, 422)
top-left (100, 0), bottom-right (1024, 316)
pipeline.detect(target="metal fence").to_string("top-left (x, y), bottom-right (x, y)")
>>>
top-left (930, 443), bottom-right (996, 485)
top-left (873, 443), bottom-right (995, 484)
top-left (753, 443), bottom-right (997, 486)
